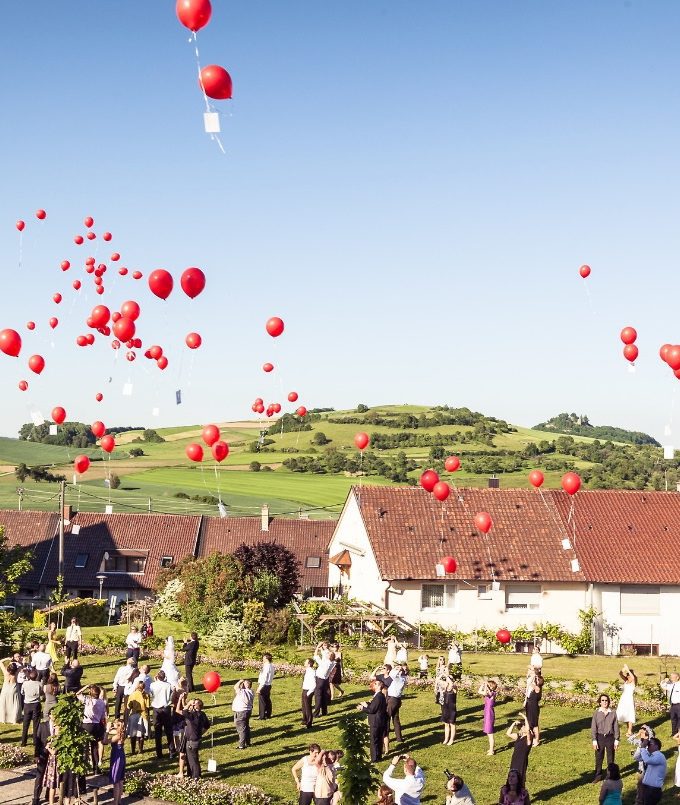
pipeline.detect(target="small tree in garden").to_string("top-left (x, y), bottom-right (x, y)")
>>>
top-left (234, 542), bottom-right (300, 606)
top-left (337, 712), bottom-right (378, 805)
top-left (52, 694), bottom-right (91, 800)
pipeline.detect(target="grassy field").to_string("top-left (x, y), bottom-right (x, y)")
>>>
top-left (2, 623), bottom-right (678, 804)
top-left (0, 404), bottom-right (659, 517)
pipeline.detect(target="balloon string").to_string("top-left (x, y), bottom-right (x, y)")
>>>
top-left (191, 32), bottom-right (226, 154)
top-left (18, 231), bottom-right (23, 271)
top-left (449, 479), bottom-right (496, 583)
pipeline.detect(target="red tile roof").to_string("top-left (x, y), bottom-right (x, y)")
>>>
top-left (0, 511), bottom-right (60, 588)
top-left (198, 517), bottom-right (335, 590)
top-left (351, 486), bottom-right (584, 582)
top-left (549, 489), bottom-right (680, 585)
top-left (57, 512), bottom-right (201, 591)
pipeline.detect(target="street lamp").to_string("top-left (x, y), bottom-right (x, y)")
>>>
top-left (96, 574), bottom-right (106, 600)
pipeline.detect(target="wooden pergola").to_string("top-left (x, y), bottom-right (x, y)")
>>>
top-left (296, 600), bottom-right (411, 645)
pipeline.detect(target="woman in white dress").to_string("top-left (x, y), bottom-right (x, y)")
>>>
top-left (161, 636), bottom-right (180, 687)
top-left (383, 635), bottom-right (399, 666)
top-left (616, 664), bottom-right (637, 736)
top-left (0, 658), bottom-right (22, 723)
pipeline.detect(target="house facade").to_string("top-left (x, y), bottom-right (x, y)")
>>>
top-left (328, 486), bottom-right (680, 655)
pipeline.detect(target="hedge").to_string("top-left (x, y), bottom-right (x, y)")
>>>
top-left (33, 598), bottom-right (107, 629)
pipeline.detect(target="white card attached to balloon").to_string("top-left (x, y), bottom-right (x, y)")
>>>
top-left (49, 425), bottom-right (58, 436)
top-left (664, 445), bottom-right (675, 460)
top-left (105, 505), bottom-right (113, 515)
top-left (207, 758), bottom-right (217, 773)
top-left (204, 112), bottom-right (220, 133)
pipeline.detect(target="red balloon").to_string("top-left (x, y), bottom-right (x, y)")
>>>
top-left (212, 441), bottom-right (229, 462)
top-left (441, 556), bottom-right (457, 574)
top-left (265, 317), bottom-right (284, 337)
top-left (18, 380), bottom-right (28, 391)
top-left (103, 232), bottom-right (112, 241)
top-left (120, 300), bottom-right (141, 321)
top-left (623, 344), bottom-right (638, 363)
top-left (272, 402), bottom-right (282, 414)
top-left (660, 343), bottom-right (672, 363)
top-left (148, 269), bottom-right (174, 300)
top-left (119, 267), bottom-right (128, 276)
top-left (202, 424), bottom-right (220, 446)
top-left (433, 481), bottom-right (451, 502)
top-left (76, 335), bottom-right (88, 347)
top-left (287, 391), bottom-right (298, 402)
top-left (666, 346), bottom-right (680, 371)
top-left (578, 264), bottom-right (591, 278)
top-left (110, 252), bottom-right (120, 262)
top-left (74, 455), bottom-right (90, 474)
top-left (132, 270), bottom-right (142, 280)
top-left (126, 351), bottom-right (136, 362)
top-left (61, 260), bottom-right (70, 271)
top-left (157, 356), bottom-right (169, 370)
top-left (420, 469), bottom-right (439, 492)
top-left (95, 392), bottom-right (103, 402)
top-left (36, 209), bottom-right (46, 220)
top-left (263, 362), bottom-right (274, 373)
top-left (186, 332), bottom-right (202, 349)
top-left (180, 267), bottom-right (206, 299)
top-left (0, 329), bottom-right (22, 358)
top-left (528, 469), bottom-right (544, 488)
top-left (72, 280), bottom-right (81, 290)
top-left (16, 220), bottom-right (25, 232)
top-left (296, 406), bottom-right (307, 417)
top-left (86, 231), bottom-right (96, 240)
top-left (199, 65), bottom-right (232, 100)
top-left (561, 471), bottom-right (581, 496)
top-left (26, 321), bottom-right (35, 331)
top-left (111, 340), bottom-right (121, 350)
top-left (49, 317), bottom-right (58, 330)
top-left (28, 354), bottom-right (45, 375)
top-left (186, 443), bottom-right (204, 462)
top-left (91, 421), bottom-right (106, 438)
top-left (474, 511), bottom-right (492, 533)
top-left (100, 435), bottom-right (115, 453)
top-left (444, 455), bottom-right (460, 473)
top-left (176, 0), bottom-right (212, 31)
top-left (149, 345), bottom-right (163, 360)
top-left (53, 293), bottom-right (62, 304)
top-left (113, 317), bottom-right (136, 342)
top-left (86, 257), bottom-right (95, 266)
top-left (84, 216), bottom-right (94, 228)
top-left (90, 305), bottom-right (111, 328)
top-left (202, 670), bottom-right (221, 693)
top-left (354, 432), bottom-right (370, 450)
top-left (620, 326), bottom-right (637, 345)
top-left (112, 312), bottom-right (121, 323)
top-left (74, 235), bottom-right (84, 245)
top-left (496, 629), bottom-right (512, 645)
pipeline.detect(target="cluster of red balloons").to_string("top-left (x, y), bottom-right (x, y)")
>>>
top-left (186, 424), bottom-right (229, 463)
top-left (15, 210), bottom-right (47, 234)
top-left (659, 343), bottom-right (680, 379)
top-left (419, 469), bottom-right (450, 501)
top-left (176, 0), bottom-right (233, 102)
top-left (620, 326), bottom-right (638, 364)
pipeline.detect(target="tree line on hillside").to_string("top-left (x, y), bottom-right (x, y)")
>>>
top-left (283, 449), bottom-right (418, 482)
top-left (327, 406), bottom-right (513, 432)
top-left (534, 412), bottom-right (659, 446)
top-left (18, 422), bottom-right (144, 448)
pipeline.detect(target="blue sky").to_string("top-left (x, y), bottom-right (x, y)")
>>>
top-left (1, 1), bottom-right (679, 441)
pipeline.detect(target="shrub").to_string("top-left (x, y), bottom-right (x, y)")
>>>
top-left (153, 578), bottom-right (185, 621)
top-left (250, 461), bottom-right (261, 472)
top-left (34, 598), bottom-right (107, 629)
top-left (260, 608), bottom-right (294, 645)
top-left (0, 743), bottom-right (30, 768)
top-left (109, 472), bottom-right (121, 489)
top-left (242, 600), bottom-right (265, 639)
top-left (124, 771), bottom-right (272, 805)
top-left (338, 712), bottom-right (378, 805)
top-left (205, 608), bottom-right (251, 652)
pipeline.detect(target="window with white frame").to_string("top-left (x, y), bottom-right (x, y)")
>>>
top-left (477, 584), bottom-right (492, 600)
top-left (421, 583), bottom-right (456, 610)
top-left (505, 584), bottom-right (541, 610)
top-left (620, 585), bottom-right (660, 615)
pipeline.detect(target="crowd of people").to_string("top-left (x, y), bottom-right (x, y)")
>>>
top-left (2, 621), bottom-right (680, 805)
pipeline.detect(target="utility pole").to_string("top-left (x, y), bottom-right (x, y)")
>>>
top-left (58, 480), bottom-right (65, 580)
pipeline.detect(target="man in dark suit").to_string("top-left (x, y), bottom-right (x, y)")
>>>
top-left (32, 711), bottom-right (54, 805)
top-left (358, 679), bottom-right (387, 762)
top-left (182, 633), bottom-right (199, 693)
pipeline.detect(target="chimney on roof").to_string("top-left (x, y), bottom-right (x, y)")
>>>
top-left (63, 505), bottom-right (72, 524)
top-left (488, 475), bottom-right (500, 489)
top-left (298, 512), bottom-right (310, 520)
top-left (261, 503), bottom-right (270, 532)
top-left (676, 482), bottom-right (680, 493)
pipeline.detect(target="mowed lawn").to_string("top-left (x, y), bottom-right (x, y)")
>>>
top-left (3, 628), bottom-right (679, 805)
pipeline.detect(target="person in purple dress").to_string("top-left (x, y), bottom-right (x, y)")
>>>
top-left (479, 679), bottom-right (498, 755)
top-left (107, 719), bottom-right (126, 805)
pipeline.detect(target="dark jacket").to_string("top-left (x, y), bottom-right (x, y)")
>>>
top-left (183, 708), bottom-right (210, 743)
top-left (62, 664), bottom-right (84, 692)
top-left (34, 720), bottom-right (52, 762)
top-left (183, 639), bottom-right (199, 667)
top-left (365, 691), bottom-right (387, 727)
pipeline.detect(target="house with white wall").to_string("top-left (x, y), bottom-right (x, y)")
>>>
top-left (329, 486), bottom-right (680, 655)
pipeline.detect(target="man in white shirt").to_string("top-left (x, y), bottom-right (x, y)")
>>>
top-left (150, 670), bottom-right (175, 759)
top-left (112, 657), bottom-right (136, 719)
top-left (257, 653), bottom-right (275, 720)
top-left (125, 626), bottom-right (142, 664)
top-left (312, 650), bottom-right (336, 718)
top-left (64, 618), bottom-right (82, 660)
top-left (301, 658), bottom-right (317, 729)
top-left (661, 672), bottom-right (680, 737)
top-left (383, 754), bottom-right (425, 805)
top-left (31, 645), bottom-right (52, 683)
top-left (232, 679), bottom-right (254, 749)
top-left (387, 666), bottom-right (407, 743)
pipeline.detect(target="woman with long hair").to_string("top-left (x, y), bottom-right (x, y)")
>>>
top-left (479, 678), bottom-right (498, 755)
top-left (107, 719), bottom-right (126, 805)
top-left (599, 763), bottom-right (622, 805)
top-left (376, 784), bottom-right (394, 805)
top-left (0, 659), bottom-right (22, 724)
top-left (440, 676), bottom-right (457, 746)
top-left (616, 664), bottom-right (637, 737)
top-left (498, 768), bottom-right (530, 804)
top-left (46, 621), bottom-right (61, 667)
